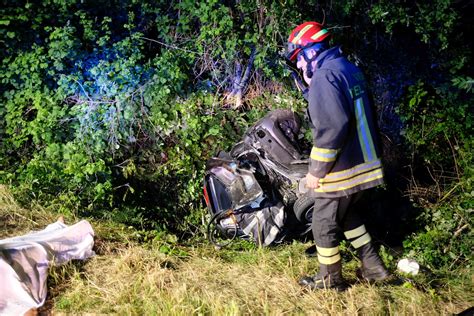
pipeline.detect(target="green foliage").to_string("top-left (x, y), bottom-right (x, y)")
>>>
top-left (399, 81), bottom-right (473, 170)
top-left (365, 0), bottom-right (472, 270)
top-left (397, 74), bottom-right (473, 270)
top-left (0, 0), bottom-right (304, 232)
top-left (452, 76), bottom-right (474, 93)
top-left (369, 0), bottom-right (457, 50)
top-left (403, 188), bottom-right (473, 270)
top-left (0, 0), bottom-right (472, 272)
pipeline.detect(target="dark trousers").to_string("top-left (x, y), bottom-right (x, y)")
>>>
top-left (311, 190), bottom-right (383, 267)
top-left (311, 191), bottom-right (365, 248)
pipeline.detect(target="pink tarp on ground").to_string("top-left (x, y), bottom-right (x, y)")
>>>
top-left (0, 220), bottom-right (95, 315)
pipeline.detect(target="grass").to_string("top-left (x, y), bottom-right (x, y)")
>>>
top-left (1, 185), bottom-right (472, 315)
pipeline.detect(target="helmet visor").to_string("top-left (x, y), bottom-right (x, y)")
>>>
top-left (286, 42), bottom-right (302, 62)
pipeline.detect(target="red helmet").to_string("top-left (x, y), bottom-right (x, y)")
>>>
top-left (287, 22), bottom-right (331, 62)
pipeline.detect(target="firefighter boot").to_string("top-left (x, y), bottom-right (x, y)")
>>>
top-left (299, 261), bottom-right (348, 291)
top-left (344, 225), bottom-right (390, 282)
top-left (356, 243), bottom-right (390, 282)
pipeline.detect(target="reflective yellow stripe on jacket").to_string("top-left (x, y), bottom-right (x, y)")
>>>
top-left (310, 146), bottom-right (339, 163)
top-left (316, 159), bottom-right (383, 193)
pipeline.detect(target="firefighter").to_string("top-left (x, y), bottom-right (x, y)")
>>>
top-left (287, 22), bottom-right (390, 290)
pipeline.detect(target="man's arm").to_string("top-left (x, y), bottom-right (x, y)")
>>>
top-left (307, 70), bottom-right (350, 180)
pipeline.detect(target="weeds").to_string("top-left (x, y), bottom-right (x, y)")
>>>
top-left (1, 186), bottom-right (472, 315)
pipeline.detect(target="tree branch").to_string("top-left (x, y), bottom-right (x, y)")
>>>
top-left (226, 46), bottom-right (256, 108)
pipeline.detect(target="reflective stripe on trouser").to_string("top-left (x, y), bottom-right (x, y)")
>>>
top-left (316, 245), bottom-right (341, 265)
top-left (344, 224), bottom-right (372, 249)
top-left (344, 224), bottom-right (383, 267)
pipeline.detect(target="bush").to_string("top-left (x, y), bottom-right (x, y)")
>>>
top-left (398, 80), bottom-right (473, 270)
top-left (0, 1), bottom-right (305, 231)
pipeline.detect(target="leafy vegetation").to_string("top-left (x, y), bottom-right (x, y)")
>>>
top-left (398, 81), bottom-right (473, 270)
top-left (0, 0), bottom-right (305, 230)
top-left (0, 0), bottom-right (472, 303)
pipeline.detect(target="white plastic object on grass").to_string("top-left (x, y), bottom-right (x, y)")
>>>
top-left (397, 258), bottom-right (420, 275)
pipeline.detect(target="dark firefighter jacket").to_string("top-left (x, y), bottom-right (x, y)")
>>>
top-left (307, 46), bottom-right (384, 197)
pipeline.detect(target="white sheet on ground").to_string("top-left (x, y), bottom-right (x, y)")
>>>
top-left (0, 220), bottom-right (95, 316)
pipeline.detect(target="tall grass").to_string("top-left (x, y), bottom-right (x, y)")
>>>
top-left (1, 185), bottom-right (472, 315)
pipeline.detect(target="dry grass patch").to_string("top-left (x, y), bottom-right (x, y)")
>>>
top-left (0, 185), bottom-right (60, 238)
top-left (52, 244), bottom-right (473, 315)
top-left (0, 185), bottom-right (472, 315)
